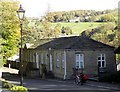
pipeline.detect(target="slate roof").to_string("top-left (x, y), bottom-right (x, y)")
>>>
top-left (36, 36), bottom-right (114, 50)
top-left (25, 38), bottom-right (53, 49)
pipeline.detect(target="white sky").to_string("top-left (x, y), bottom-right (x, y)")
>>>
top-left (18, 0), bottom-right (119, 18)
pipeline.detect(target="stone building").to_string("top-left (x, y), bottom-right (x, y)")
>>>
top-left (22, 36), bottom-right (116, 80)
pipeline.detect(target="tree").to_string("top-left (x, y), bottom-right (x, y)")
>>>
top-left (54, 23), bottom-right (61, 37)
top-left (99, 14), bottom-right (114, 22)
top-left (64, 27), bottom-right (72, 35)
top-left (0, 1), bottom-right (19, 64)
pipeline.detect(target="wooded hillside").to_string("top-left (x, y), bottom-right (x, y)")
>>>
top-left (1, 1), bottom-right (119, 64)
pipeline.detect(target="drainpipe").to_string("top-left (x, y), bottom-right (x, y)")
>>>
top-left (64, 50), bottom-right (67, 80)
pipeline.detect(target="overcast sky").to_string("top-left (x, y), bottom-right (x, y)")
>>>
top-left (18, 0), bottom-right (119, 18)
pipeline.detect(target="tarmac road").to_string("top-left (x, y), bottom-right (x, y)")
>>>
top-left (3, 74), bottom-right (120, 92)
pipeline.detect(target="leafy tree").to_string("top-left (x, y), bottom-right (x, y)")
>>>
top-left (99, 14), bottom-right (115, 22)
top-left (0, 1), bottom-right (19, 64)
top-left (64, 27), bottom-right (72, 35)
top-left (54, 23), bottom-right (61, 37)
top-left (45, 13), bottom-right (54, 22)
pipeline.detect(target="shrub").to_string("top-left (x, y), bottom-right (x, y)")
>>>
top-left (10, 86), bottom-right (28, 92)
top-left (2, 81), bottom-right (28, 92)
top-left (2, 81), bottom-right (15, 88)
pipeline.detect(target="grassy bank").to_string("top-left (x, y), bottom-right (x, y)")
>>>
top-left (51, 22), bottom-right (106, 35)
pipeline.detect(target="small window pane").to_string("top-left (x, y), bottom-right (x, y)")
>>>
top-left (98, 57), bottom-right (100, 60)
top-left (98, 54), bottom-right (106, 68)
top-left (98, 61), bottom-right (101, 67)
top-left (75, 54), bottom-right (84, 69)
top-left (102, 61), bottom-right (104, 67)
top-left (102, 57), bottom-right (104, 60)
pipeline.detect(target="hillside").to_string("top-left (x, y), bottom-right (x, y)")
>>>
top-left (51, 22), bottom-right (106, 35)
top-left (26, 8), bottom-right (119, 47)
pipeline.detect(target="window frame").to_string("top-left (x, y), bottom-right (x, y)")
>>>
top-left (75, 54), bottom-right (84, 69)
top-left (97, 53), bottom-right (106, 68)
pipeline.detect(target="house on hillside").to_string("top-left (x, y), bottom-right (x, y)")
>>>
top-left (22, 36), bottom-right (116, 80)
top-left (69, 17), bottom-right (80, 22)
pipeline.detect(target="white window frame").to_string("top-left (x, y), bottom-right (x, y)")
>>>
top-left (97, 53), bottom-right (106, 68)
top-left (75, 54), bottom-right (84, 69)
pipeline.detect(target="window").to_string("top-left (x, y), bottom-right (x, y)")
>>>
top-left (56, 53), bottom-right (60, 68)
top-left (98, 54), bottom-right (106, 68)
top-left (75, 54), bottom-right (84, 69)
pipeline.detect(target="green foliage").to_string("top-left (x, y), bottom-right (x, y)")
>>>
top-left (0, 1), bottom-right (20, 63)
top-left (99, 14), bottom-right (115, 22)
top-left (2, 81), bottom-right (15, 88)
top-left (116, 54), bottom-right (120, 62)
top-left (64, 27), bottom-right (72, 35)
top-left (53, 23), bottom-right (62, 36)
top-left (25, 8), bottom-right (118, 47)
top-left (10, 86), bottom-right (28, 92)
top-left (51, 22), bottom-right (103, 35)
top-left (43, 9), bottom-right (117, 23)
top-left (2, 80), bottom-right (28, 92)
top-left (27, 18), bottom-right (119, 48)
top-left (91, 22), bottom-right (120, 47)
top-left (24, 20), bottom-right (63, 42)
top-left (0, 38), bottom-right (3, 67)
